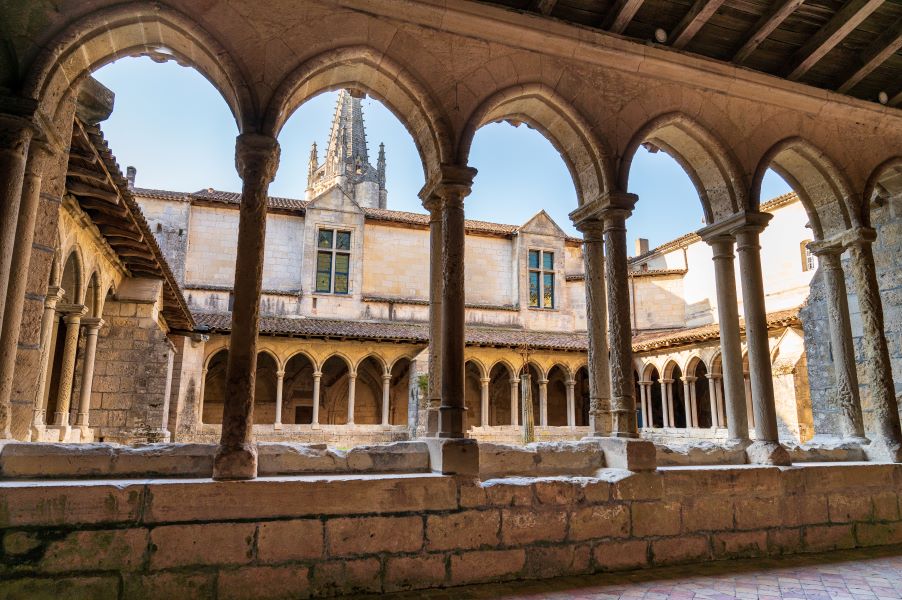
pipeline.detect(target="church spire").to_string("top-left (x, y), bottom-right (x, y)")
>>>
top-left (377, 142), bottom-right (386, 190)
top-left (325, 89), bottom-right (369, 169)
top-left (307, 141), bottom-right (318, 189)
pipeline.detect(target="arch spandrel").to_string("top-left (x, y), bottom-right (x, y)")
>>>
top-left (865, 157), bottom-right (902, 228)
top-left (457, 83), bottom-right (612, 205)
top-left (263, 46), bottom-right (452, 179)
top-left (21, 3), bottom-right (255, 132)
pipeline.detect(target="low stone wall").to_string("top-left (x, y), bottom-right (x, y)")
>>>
top-left (2, 463), bottom-right (901, 598)
top-left (181, 424), bottom-right (410, 447)
top-left (468, 426), bottom-right (590, 444)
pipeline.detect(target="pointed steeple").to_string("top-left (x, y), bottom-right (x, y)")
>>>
top-left (377, 142), bottom-right (386, 190)
top-left (324, 89), bottom-right (369, 169)
top-left (307, 141), bottom-right (318, 189)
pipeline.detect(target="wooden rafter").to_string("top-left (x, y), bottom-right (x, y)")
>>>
top-left (531, 0), bottom-right (557, 16)
top-left (891, 89), bottom-right (902, 107)
top-left (786, 0), bottom-right (885, 81)
top-left (603, 0), bottom-right (645, 34)
top-left (733, 0), bottom-right (805, 64)
top-left (671, 0), bottom-right (726, 50)
top-left (837, 18), bottom-right (902, 94)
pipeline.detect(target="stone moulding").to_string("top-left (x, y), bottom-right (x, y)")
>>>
top-left (1, 463), bottom-right (901, 598)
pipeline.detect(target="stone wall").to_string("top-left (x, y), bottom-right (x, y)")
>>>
top-left (2, 463), bottom-right (902, 598)
top-left (138, 196), bottom-right (190, 285)
top-left (800, 192), bottom-right (902, 439)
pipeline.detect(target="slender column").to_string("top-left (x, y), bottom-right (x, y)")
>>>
top-left (311, 371), bottom-right (322, 426)
top-left (31, 286), bottom-right (63, 438)
top-left (706, 375), bottom-right (719, 427)
top-left (347, 372), bottom-right (357, 425)
top-left (52, 305), bottom-right (86, 429)
top-left (811, 245), bottom-right (866, 440)
top-left (573, 220), bottom-right (611, 435)
top-left (735, 220), bottom-right (788, 462)
top-left (846, 228), bottom-right (902, 457)
top-left (74, 318), bottom-right (103, 429)
top-left (715, 376), bottom-right (727, 427)
top-left (538, 378), bottom-right (548, 427)
top-left (0, 137), bottom-right (51, 437)
top-left (705, 235), bottom-right (749, 442)
top-left (159, 340), bottom-right (176, 441)
top-left (643, 383), bottom-right (653, 427)
top-left (689, 377), bottom-right (699, 427)
top-left (480, 376), bottom-right (490, 427)
top-left (602, 198), bottom-right (639, 437)
top-left (274, 369), bottom-right (285, 428)
top-left (509, 378), bottom-right (519, 426)
top-left (638, 382), bottom-right (648, 428)
top-left (0, 111), bottom-right (37, 344)
top-left (565, 378), bottom-right (575, 427)
top-left (422, 195), bottom-right (443, 434)
top-left (744, 374), bottom-right (755, 428)
top-left (433, 167), bottom-right (477, 439)
top-left (660, 380), bottom-right (671, 427)
top-left (214, 133), bottom-right (280, 480)
top-left (682, 377), bottom-right (693, 428)
top-left (197, 367), bottom-right (209, 424)
top-left (382, 373), bottom-right (391, 426)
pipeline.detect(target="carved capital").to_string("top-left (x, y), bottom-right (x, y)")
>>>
top-left (81, 317), bottom-right (104, 332)
top-left (574, 218), bottom-right (605, 241)
top-left (0, 113), bottom-right (37, 155)
top-left (276, 370), bottom-right (286, 378)
top-left (313, 371), bottom-right (323, 379)
top-left (480, 377), bottom-right (491, 384)
top-left (234, 133), bottom-right (280, 185)
top-left (45, 286), bottom-right (64, 309)
top-left (698, 210), bottom-right (771, 241)
top-left (841, 226), bottom-right (877, 250)
top-left (58, 303), bottom-right (87, 318)
top-left (419, 164), bottom-right (477, 203)
top-left (569, 190), bottom-right (637, 229)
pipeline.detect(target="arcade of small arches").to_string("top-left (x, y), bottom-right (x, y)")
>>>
top-left (0, 2), bottom-right (901, 482)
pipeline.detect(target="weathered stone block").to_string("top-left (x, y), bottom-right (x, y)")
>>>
top-left (856, 522), bottom-right (902, 546)
top-left (803, 524), bottom-right (856, 552)
top-left (682, 496), bottom-right (734, 532)
top-left (150, 523), bottom-right (255, 569)
top-left (326, 515), bottom-right (423, 556)
top-left (828, 494), bottom-right (873, 523)
top-left (651, 535), bottom-right (709, 565)
top-left (0, 576), bottom-right (119, 599)
top-left (123, 572), bottom-right (215, 599)
top-left (872, 492), bottom-right (900, 521)
top-left (346, 441), bottom-right (430, 472)
top-left (607, 471), bottom-right (663, 501)
top-left (524, 544), bottom-right (591, 579)
top-left (384, 555), bottom-right (446, 592)
top-left (767, 527), bottom-right (803, 555)
top-left (632, 501), bottom-right (681, 537)
top-left (781, 494), bottom-right (829, 527)
top-left (569, 504), bottom-right (629, 541)
top-left (0, 481), bottom-right (144, 527)
top-left (41, 528), bottom-right (147, 572)
top-left (258, 520), bottom-right (323, 562)
top-left (711, 530), bottom-right (767, 558)
top-left (482, 479), bottom-right (534, 506)
top-left (734, 497), bottom-right (781, 530)
top-left (2, 531), bottom-right (41, 556)
top-left (449, 549), bottom-right (526, 585)
top-left (309, 558), bottom-right (381, 596)
top-left (459, 482), bottom-right (488, 508)
top-left (593, 539), bottom-right (648, 570)
top-left (218, 565), bottom-right (310, 600)
top-left (426, 509), bottom-right (499, 551)
top-left (501, 507), bottom-right (567, 545)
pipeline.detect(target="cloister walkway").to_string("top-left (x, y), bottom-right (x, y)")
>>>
top-left (373, 546), bottom-right (902, 600)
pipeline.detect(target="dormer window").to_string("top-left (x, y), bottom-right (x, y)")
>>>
top-left (316, 228), bottom-right (351, 294)
top-left (528, 249), bottom-right (555, 309)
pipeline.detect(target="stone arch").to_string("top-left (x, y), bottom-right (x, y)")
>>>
top-left (263, 45), bottom-right (452, 178)
top-left (457, 83), bottom-right (612, 204)
top-left (355, 353), bottom-right (387, 375)
top-left (355, 355), bottom-right (386, 425)
top-left (546, 364), bottom-right (569, 427)
top-left (320, 354), bottom-right (353, 425)
top-left (322, 352), bottom-right (354, 374)
top-left (59, 247), bottom-right (83, 305)
top-left (257, 348), bottom-right (282, 372)
top-left (663, 359), bottom-right (687, 428)
top-left (864, 156), bottom-right (902, 227)
top-left (463, 356), bottom-right (488, 380)
top-left (84, 270), bottom-right (102, 318)
top-left (22, 2), bottom-right (255, 131)
top-left (488, 361), bottom-right (514, 426)
top-left (683, 354), bottom-right (705, 376)
top-left (387, 357), bottom-right (411, 426)
top-left (620, 112), bottom-right (748, 224)
top-left (283, 352), bottom-right (317, 425)
top-left (253, 351), bottom-right (279, 425)
top-left (202, 349), bottom-right (229, 425)
top-left (488, 358), bottom-right (519, 379)
top-left (464, 360), bottom-right (484, 428)
top-left (753, 137), bottom-right (858, 241)
top-left (644, 365), bottom-right (663, 428)
top-left (285, 350), bottom-right (319, 374)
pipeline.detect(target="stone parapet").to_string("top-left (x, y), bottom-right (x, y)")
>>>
top-left (1, 463), bottom-right (902, 597)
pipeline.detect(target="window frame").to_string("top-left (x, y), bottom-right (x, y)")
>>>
top-left (800, 240), bottom-right (816, 272)
top-left (527, 248), bottom-right (556, 309)
top-left (314, 227), bottom-right (352, 295)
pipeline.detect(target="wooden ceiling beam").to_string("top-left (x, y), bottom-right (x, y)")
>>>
top-left (837, 18), bottom-right (902, 94)
top-left (670, 0), bottom-right (727, 50)
top-left (531, 0), bottom-right (557, 16)
top-left (786, 0), bottom-right (885, 81)
top-left (603, 0), bottom-right (646, 34)
top-left (733, 0), bottom-right (805, 64)
top-left (890, 89), bottom-right (902, 107)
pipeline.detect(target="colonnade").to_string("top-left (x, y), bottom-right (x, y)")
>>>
top-left (472, 371), bottom-right (579, 428)
top-left (637, 373), bottom-right (725, 429)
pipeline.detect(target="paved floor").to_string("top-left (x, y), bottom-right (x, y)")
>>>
top-left (372, 547), bottom-right (902, 599)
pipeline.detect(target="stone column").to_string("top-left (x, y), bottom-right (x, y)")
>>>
top-left (660, 380), bottom-right (671, 427)
top-left (52, 305), bottom-right (86, 433)
top-left (0, 110), bottom-right (37, 343)
top-left (715, 376), bottom-right (727, 427)
top-left (214, 133), bottom-right (280, 480)
top-left (706, 375), bottom-right (719, 427)
top-left (572, 220), bottom-right (611, 435)
top-left (480, 376), bottom-right (490, 427)
top-left (601, 197), bottom-right (639, 437)
top-left (704, 234), bottom-right (749, 443)
top-left (744, 374), bottom-right (755, 428)
top-left (159, 339), bottom-right (176, 442)
top-left (274, 369), bottom-right (285, 429)
top-left (636, 382), bottom-right (646, 428)
top-left (347, 372), bottom-right (357, 425)
top-left (538, 378), bottom-right (548, 427)
top-left (565, 378), bottom-right (575, 427)
top-left (509, 378), bottom-right (519, 427)
top-left (434, 167), bottom-right (477, 439)
top-left (0, 136), bottom-right (51, 438)
top-left (422, 194), bottom-right (443, 435)
top-left (642, 382), bottom-right (653, 428)
top-left (311, 371), bottom-right (322, 427)
top-left (682, 377), bottom-right (693, 428)
top-left (735, 217), bottom-right (789, 464)
top-left (809, 244), bottom-right (865, 441)
top-left (382, 373), bottom-right (392, 426)
top-left (845, 228), bottom-right (902, 460)
top-left (31, 286), bottom-right (63, 439)
top-left (74, 318), bottom-right (103, 434)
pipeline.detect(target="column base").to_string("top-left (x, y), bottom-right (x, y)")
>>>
top-left (585, 436), bottom-right (656, 471)
top-left (863, 438), bottom-right (902, 463)
top-left (273, 422), bottom-right (283, 431)
top-left (45, 424), bottom-right (76, 443)
top-left (213, 443), bottom-right (258, 480)
top-left (745, 440), bottom-right (791, 466)
top-left (425, 407), bottom-right (440, 435)
top-left (77, 426), bottom-right (95, 443)
top-left (424, 437), bottom-right (479, 476)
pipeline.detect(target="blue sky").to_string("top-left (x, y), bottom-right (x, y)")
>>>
top-left (93, 57), bottom-right (790, 254)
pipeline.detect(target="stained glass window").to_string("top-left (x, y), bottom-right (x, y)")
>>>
top-left (315, 228), bottom-right (351, 294)
top-left (528, 250), bottom-right (554, 309)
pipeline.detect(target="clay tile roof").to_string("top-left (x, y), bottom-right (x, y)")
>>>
top-left (632, 308), bottom-right (801, 352)
top-left (361, 207), bottom-right (519, 236)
